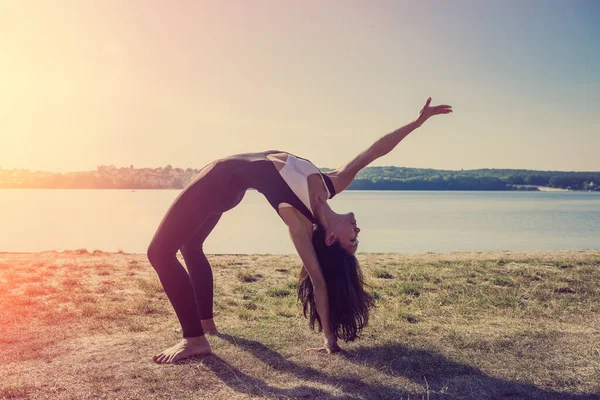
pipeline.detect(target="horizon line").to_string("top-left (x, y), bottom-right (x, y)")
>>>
top-left (2, 165), bottom-right (600, 174)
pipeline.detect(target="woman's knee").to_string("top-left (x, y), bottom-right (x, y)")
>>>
top-left (180, 243), bottom-right (204, 261)
top-left (147, 240), bottom-right (175, 269)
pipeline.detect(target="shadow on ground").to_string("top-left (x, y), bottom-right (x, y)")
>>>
top-left (192, 334), bottom-right (597, 400)
top-left (198, 333), bottom-right (405, 399)
top-left (341, 342), bottom-right (598, 400)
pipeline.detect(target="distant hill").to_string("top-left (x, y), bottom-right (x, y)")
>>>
top-left (1, 165), bottom-right (598, 191)
top-left (348, 166), bottom-right (600, 191)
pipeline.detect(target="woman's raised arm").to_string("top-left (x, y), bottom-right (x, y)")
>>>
top-left (326, 97), bottom-right (452, 194)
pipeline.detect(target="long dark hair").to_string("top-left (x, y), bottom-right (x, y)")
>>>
top-left (297, 226), bottom-right (375, 342)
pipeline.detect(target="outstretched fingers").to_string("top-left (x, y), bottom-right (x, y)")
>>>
top-left (433, 105), bottom-right (453, 115)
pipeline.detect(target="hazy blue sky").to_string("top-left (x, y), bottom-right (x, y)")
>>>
top-left (1, 0), bottom-right (598, 172)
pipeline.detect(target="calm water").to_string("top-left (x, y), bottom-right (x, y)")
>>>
top-left (1, 189), bottom-right (599, 254)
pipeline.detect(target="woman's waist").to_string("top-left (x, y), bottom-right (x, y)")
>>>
top-left (214, 152), bottom-right (281, 188)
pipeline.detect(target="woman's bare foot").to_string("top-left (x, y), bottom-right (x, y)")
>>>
top-left (201, 318), bottom-right (219, 335)
top-left (153, 335), bottom-right (211, 364)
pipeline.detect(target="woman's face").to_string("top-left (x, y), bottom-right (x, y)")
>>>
top-left (327, 212), bottom-right (360, 254)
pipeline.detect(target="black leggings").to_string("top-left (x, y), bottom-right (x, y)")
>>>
top-left (146, 161), bottom-right (246, 338)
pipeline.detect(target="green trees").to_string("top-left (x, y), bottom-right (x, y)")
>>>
top-left (346, 167), bottom-right (600, 191)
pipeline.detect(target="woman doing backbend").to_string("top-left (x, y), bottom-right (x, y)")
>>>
top-left (147, 97), bottom-right (452, 363)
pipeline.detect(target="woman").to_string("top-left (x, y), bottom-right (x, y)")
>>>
top-left (148, 97), bottom-right (452, 363)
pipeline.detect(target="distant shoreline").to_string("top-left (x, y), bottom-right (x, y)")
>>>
top-left (0, 186), bottom-right (581, 191)
top-left (536, 186), bottom-right (568, 192)
top-left (2, 165), bottom-right (598, 191)
top-left (2, 248), bottom-right (598, 257)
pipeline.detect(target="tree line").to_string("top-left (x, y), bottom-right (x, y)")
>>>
top-left (348, 166), bottom-right (600, 191)
top-left (1, 165), bottom-right (598, 191)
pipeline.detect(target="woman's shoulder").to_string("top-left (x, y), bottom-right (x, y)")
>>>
top-left (320, 171), bottom-right (338, 199)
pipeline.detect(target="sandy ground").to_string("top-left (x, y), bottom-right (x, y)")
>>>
top-left (537, 186), bottom-right (569, 192)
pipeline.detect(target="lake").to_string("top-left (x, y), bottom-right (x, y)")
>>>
top-left (1, 190), bottom-right (599, 254)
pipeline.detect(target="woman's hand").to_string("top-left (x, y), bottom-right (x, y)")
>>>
top-left (415, 97), bottom-right (452, 126)
top-left (307, 334), bottom-right (341, 354)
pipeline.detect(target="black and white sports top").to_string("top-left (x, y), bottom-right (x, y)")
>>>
top-left (219, 150), bottom-right (336, 224)
top-left (276, 153), bottom-right (332, 215)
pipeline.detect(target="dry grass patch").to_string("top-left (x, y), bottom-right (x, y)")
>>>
top-left (373, 268), bottom-right (394, 279)
top-left (266, 286), bottom-right (292, 298)
top-left (236, 270), bottom-right (261, 283)
top-left (0, 250), bottom-right (599, 399)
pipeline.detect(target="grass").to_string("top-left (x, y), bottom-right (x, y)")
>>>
top-left (0, 250), bottom-right (599, 399)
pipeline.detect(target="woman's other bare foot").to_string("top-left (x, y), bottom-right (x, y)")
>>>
top-left (153, 336), bottom-right (211, 364)
top-left (201, 318), bottom-right (219, 335)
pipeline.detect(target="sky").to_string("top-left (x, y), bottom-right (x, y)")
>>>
top-left (1, 0), bottom-right (599, 173)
